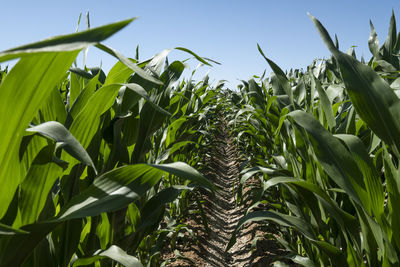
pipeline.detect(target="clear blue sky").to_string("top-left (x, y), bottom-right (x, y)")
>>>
top-left (1, 1), bottom-right (399, 88)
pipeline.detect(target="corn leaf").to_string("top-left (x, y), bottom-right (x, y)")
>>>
top-left (0, 52), bottom-right (79, 218)
top-left (0, 18), bottom-right (135, 62)
top-left (27, 121), bottom-right (97, 174)
top-left (288, 110), bottom-right (366, 206)
top-left (18, 145), bottom-right (65, 226)
top-left (310, 13), bottom-right (400, 156)
top-left (72, 245), bottom-right (143, 267)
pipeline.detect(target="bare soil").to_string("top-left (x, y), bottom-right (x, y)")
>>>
top-left (162, 119), bottom-right (293, 266)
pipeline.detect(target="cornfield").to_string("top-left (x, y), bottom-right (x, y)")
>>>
top-left (1, 11), bottom-right (400, 267)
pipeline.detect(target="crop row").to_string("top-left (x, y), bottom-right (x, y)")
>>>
top-left (0, 17), bottom-right (223, 266)
top-left (226, 12), bottom-right (400, 267)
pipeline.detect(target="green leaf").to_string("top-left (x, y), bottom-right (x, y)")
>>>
top-left (311, 74), bottom-right (336, 129)
top-left (257, 44), bottom-right (293, 104)
top-left (0, 18), bottom-right (135, 62)
top-left (96, 213), bottom-right (111, 250)
top-left (67, 71), bottom-right (100, 124)
top-left (0, 221), bottom-right (59, 266)
top-left (95, 43), bottom-right (162, 85)
top-left (310, 13), bottom-right (400, 156)
top-left (335, 134), bottom-right (385, 221)
top-left (227, 210), bottom-right (346, 265)
top-left (227, 210), bottom-right (315, 251)
top-left (122, 83), bottom-right (171, 116)
top-left (383, 146), bottom-right (400, 250)
top-left (0, 223), bottom-right (29, 235)
top-left (175, 47), bottom-right (212, 66)
top-left (275, 107), bottom-right (289, 135)
top-left (69, 67), bottom-right (94, 79)
top-left (27, 121), bottom-right (97, 174)
top-left (129, 62), bottom-right (187, 163)
top-left (264, 176), bottom-right (361, 250)
top-left (0, 52), bottom-right (79, 219)
top-left (67, 83), bottom-right (121, 153)
top-left (382, 10), bottom-right (398, 66)
top-left (40, 85), bottom-right (68, 124)
top-left (135, 187), bottom-right (181, 232)
top-left (55, 165), bottom-right (161, 221)
top-left (55, 162), bottom-right (213, 221)
top-left (0, 18), bottom-right (135, 219)
top-left (0, 162), bottom-right (209, 265)
top-left (368, 20), bottom-right (380, 58)
top-left (18, 145), bottom-right (65, 226)
top-left (150, 162), bottom-right (216, 190)
top-left (265, 176), bottom-right (358, 231)
top-left (288, 110), bottom-right (365, 206)
top-left (104, 60), bottom-right (134, 85)
top-left (146, 49), bottom-right (172, 76)
top-left (69, 71), bottom-right (85, 107)
top-left (284, 254), bottom-right (316, 267)
top-left (156, 141), bottom-right (196, 163)
top-left (72, 245), bottom-right (143, 267)
top-left (166, 117), bottom-right (187, 147)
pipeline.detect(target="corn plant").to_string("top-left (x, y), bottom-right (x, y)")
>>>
top-left (227, 11), bottom-right (400, 267)
top-left (0, 18), bottom-right (217, 267)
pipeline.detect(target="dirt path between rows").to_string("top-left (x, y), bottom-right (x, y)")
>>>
top-left (164, 118), bottom-right (290, 266)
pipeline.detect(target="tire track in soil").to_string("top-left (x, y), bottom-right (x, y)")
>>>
top-left (166, 118), bottom-right (288, 266)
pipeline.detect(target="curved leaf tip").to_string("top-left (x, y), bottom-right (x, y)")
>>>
top-left (0, 17), bottom-right (137, 63)
top-left (27, 121), bottom-right (97, 175)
